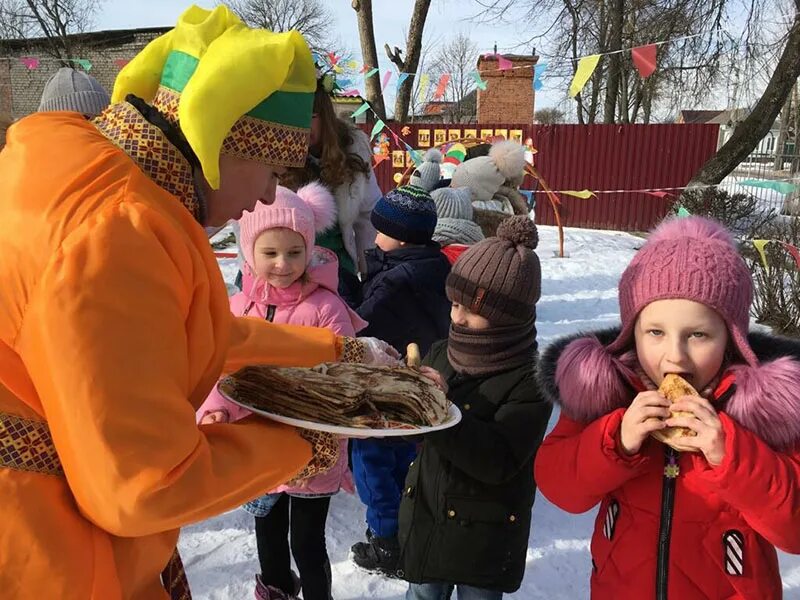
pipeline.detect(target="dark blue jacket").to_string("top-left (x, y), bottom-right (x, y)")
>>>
top-left (356, 244), bottom-right (452, 356)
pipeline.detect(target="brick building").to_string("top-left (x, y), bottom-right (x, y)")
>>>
top-left (476, 53), bottom-right (538, 124)
top-left (0, 27), bottom-right (169, 119)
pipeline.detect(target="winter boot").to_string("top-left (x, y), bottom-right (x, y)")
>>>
top-left (254, 573), bottom-right (301, 600)
top-left (350, 535), bottom-right (401, 577)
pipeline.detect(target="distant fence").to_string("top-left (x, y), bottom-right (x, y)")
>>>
top-left (362, 123), bottom-right (719, 232)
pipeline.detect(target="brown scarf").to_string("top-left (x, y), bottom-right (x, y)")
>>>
top-left (447, 317), bottom-right (537, 376)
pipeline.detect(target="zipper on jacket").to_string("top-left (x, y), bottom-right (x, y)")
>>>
top-left (656, 447), bottom-right (679, 600)
top-left (265, 305), bottom-right (276, 322)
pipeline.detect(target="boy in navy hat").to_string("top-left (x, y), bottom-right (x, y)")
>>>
top-left (351, 184), bottom-right (452, 576)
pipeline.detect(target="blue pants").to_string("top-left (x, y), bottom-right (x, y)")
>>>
top-left (406, 583), bottom-right (503, 600)
top-left (351, 438), bottom-right (416, 538)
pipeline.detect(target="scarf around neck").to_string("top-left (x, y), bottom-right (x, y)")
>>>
top-left (447, 316), bottom-right (538, 376)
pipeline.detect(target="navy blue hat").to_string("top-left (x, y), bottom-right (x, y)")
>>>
top-left (370, 184), bottom-right (438, 244)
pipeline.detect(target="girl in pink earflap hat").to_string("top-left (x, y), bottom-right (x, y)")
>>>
top-left (197, 182), bottom-right (367, 600)
top-left (534, 216), bottom-right (800, 599)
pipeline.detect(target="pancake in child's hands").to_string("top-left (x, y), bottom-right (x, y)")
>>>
top-left (650, 374), bottom-right (700, 452)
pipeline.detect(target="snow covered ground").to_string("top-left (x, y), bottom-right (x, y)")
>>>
top-left (186, 225), bottom-right (800, 599)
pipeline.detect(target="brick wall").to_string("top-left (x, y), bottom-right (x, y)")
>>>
top-left (0, 28), bottom-right (167, 119)
top-left (476, 55), bottom-right (537, 124)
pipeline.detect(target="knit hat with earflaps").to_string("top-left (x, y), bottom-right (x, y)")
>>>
top-left (606, 216), bottom-right (758, 366)
top-left (111, 4), bottom-right (316, 190)
top-left (38, 67), bottom-right (110, 117)
top-left (239, 182), bottom-right (337, 270)
top-left (446, 215), bottom-right (541, 325)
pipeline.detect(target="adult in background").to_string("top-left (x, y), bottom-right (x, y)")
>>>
top-left (0, 5), bottom-right (395, 599)
top-left (280, 72), bottom-right (382, 306)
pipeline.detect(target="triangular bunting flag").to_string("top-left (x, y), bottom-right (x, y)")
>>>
top-left (373, 154), bottom-right (389, 167)
top-left (533, 63), bottom-right (547, 91)
top-left (433, 73), bottom-right (450, 100)
top-left (752, 239), bottom-right (770, 271)
top-left (497, 54), bottom-right (513, 70)
top-left (418, 73), bottom-right (430, 100)
top-left (677, 206), bottom-right (692, 217)
top-left (327, 51), bottom-right (339, 66)
top-left (470, 71), bottom-right (487, 90)
top-left (381, 70), bottom-right (393, 92)
top-left (370, 119), bottom-right (386, 141)
top-left (562, 189), bottom-right (596, 199)
top-left (646, 191), bottom-right (671, 198)
top-left (20, 57), bottom-right (40, 70)
top-left (74, 59), bottom-right (92, 71)
top-left (365, 68), bottom-right (380, 78)
top-left (396, 72), bottom-right (410, 90)
top-left (360, 64), bottom-right (371, 74)
top-left (740, 179), bottom-right (798, 195)
top-left (631, 44), bottom-right (657, 78)
top-left (569, 54), bottom-right (600, 98)
top-left (781, 241), bottom-right (800, 269)
top-left (114, 58), bottom-right (130, 69)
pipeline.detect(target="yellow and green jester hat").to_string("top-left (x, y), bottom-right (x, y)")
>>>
top-left (112, 4), bottom-right (316, 189)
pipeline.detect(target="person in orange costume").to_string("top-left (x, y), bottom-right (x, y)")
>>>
top-left (0, 5), bottom-right (397, 599)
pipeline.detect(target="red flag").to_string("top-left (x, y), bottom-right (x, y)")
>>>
top-left (327, 51), bottom-right (339, 66)
top-left (373, 154), bottom-right (389, 167)
top-left (781, 241), bottom-right (800, 268)
top-left (114, 59), bottom-right (130, 69)
top-left (433, 73), bottom-right (450, 100)
top-left (645, 190), bottom-right (670, 198)
top-left (632, 44), bottom-right (657, 78)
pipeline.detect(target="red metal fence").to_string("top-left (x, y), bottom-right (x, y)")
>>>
top-left (362, 123), bottom-right (719, 232)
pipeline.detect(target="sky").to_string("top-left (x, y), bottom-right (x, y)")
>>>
top-left (91, 0), bottom-right (563, 112)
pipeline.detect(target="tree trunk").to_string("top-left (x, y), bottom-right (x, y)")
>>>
top-left (352, 0), bottom-right (386, 120)
top-left (686, 9), bottom-right (800, 188)
top-left (773, 95), bottom-right (792, 170)
top-left (385, 0), bottom-right (431, 122)
top-left (603, 0), bottom-right (624, 123)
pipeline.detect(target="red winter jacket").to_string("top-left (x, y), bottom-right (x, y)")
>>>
top-left (534, 328), bottom-right (800, 600)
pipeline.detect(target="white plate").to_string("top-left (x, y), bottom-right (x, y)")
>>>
top-left (220, 387), bottom-right (462, 438)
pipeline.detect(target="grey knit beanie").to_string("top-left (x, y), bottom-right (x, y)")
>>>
top-left (38, 67), bottom-right (110, 117)
top-left (433, 218), bottom-right (485, 246)
top-left (431, 187), bottom-right (473, 220)
top-left (409, 148), bottom-right (443, 191)
top-left (446, 215), bottom-right (540, 325)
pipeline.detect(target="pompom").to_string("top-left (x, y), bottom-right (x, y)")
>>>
top-left (297, 182), bottom-right (337, 233)
top-left (496, 215), bottom-right (538, 249)
top-left (489, 140), bottom-right (526, 182)
top-left (648, 216), bottom-right (735, 246)
top-left (423, 148), bottom-right (443, 163)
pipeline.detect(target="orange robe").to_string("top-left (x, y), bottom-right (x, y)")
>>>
top-left (0, 113), bottom-right (339, 599)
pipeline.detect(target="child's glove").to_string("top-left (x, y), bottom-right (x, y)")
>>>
top-left (338, 336), bottom-right (402, 366)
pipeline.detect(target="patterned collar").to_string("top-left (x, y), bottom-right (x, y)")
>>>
top-left (92, 99), bottom-right (203, 222)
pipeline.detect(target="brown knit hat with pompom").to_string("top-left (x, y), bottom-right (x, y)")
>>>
top-left (446, 215), bottom-right (541, 325)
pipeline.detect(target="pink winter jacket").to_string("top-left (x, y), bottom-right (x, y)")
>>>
top-left (198, 246), bottom-right (367, 496)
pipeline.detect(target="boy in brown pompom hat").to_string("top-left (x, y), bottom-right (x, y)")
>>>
top-left (397, 216), bottom-right (553, 598)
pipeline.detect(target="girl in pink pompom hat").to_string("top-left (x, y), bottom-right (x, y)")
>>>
top-left (535, 216), bottom-right (800, 599)
top-left (197, 182), bottom-right (366, 600)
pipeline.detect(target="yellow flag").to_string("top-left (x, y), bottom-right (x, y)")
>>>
top-left (569, 54), bottom-right (601, 98)
top-left (418, 73), bottom-right (430, 101)
top-left (753, 239), bottom-right (770, 271)
top-left (562, 189), bottom-right (596, 199)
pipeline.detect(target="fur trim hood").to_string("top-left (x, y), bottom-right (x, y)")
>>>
top-left (537, 328), bottom-right (800, 451)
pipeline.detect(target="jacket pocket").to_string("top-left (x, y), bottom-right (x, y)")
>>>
top-left (589, 497), bottom-right (649, 580)
top-left (428, 495), bottom-right (528, 582)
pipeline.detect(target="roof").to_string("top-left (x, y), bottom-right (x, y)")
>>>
top-left (679, 110), bottom-right (724, 124)
top-left (422, 101), bottom-right (454, 116)
top-left (0, 26), bottom-right (170, 51)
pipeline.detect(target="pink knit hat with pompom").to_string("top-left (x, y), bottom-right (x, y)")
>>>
top-left (606, 216), bottom-right (758, 366)
top-left (239, 182), bottom-right (337, 269)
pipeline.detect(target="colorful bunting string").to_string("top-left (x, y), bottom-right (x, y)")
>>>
top-left (632, 44), bottom-right (657, 78)
top-left (740, 179), bottom-right (798, 194)
top-left (417, 73), bottom-right (430, 101)
top-left (381, 70), bottom-right (393, 92)
top-left (370, 119), bottom-right (386, 141)
top-left (396, 72), bottom-right (410, 91)
top-left (470, 71), bottom-right (487, 90)
top-left (752, 239), bottom-right (771, 271)
top-left (561, 189), bottom-right (596, 199)
top-left (533, 63), bottom-right (547, 91)
top-left (433, 73), bottom-right (450, 100)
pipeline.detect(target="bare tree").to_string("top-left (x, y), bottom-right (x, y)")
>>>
top-left (226, 0), bottom-right (332, 51)
top-left (427, 32), bottom-right (478, 122)
top-left (0, 0), bottom-right (103, 58)
top-left (535, 107), bottom-right (566, 123)
top-left (351, 0), bottom-right (386, 120)
top-left (384, 0), bottom-right (432, 122)
top-left (687, 4), bottom-right (800, 187)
